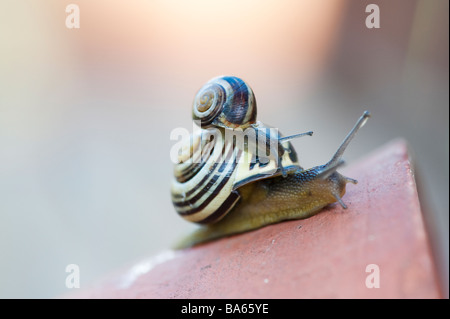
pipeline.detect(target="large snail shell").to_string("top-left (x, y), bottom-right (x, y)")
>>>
top-left (171, 129), bottom-right (242, 224)
top-left (192, 76), bottom-right (257, 129)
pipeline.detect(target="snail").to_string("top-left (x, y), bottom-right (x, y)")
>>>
top-left (171, 76), bottom-right (370, 248)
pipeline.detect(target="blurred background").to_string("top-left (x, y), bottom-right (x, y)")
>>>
top-left (0, 0), bottom-right (448, 298)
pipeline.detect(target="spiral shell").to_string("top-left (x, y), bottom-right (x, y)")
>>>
top-left (192, 76), bottom-right (257, 129)
top-left (171, 128), bottom-right (300, 224)
top-left (171, 129), bottom-right (242, 224)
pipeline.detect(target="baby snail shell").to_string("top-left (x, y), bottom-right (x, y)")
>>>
top-left (192, 76), bottom-right (257, 130)
top-left (171, 75), bottom-right (370, 248)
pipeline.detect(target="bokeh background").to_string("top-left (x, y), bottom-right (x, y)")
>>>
top-left (0, 0), bottom-right (448, 298)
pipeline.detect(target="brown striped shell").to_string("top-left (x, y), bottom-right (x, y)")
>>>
top-left (192, 76), bottom-right (257, 129)
top-left (171, 76), bottom-right (300, 224)
top-left (171, 127), bottom-right (300, 224)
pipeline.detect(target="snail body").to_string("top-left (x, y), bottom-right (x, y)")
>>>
top-left (171, 76), bottom-right (370, 248)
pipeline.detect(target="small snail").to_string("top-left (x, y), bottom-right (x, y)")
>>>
top-left (171, 76), bottom-right (370, 248)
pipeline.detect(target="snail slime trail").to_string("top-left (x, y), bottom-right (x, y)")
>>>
top-left (171, 75), bottom-right (370, 248)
